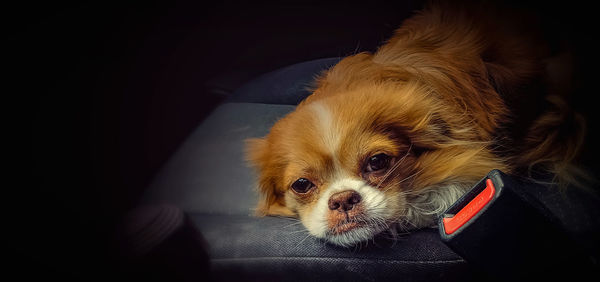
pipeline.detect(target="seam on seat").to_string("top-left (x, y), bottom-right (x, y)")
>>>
top-left (211, 257), bottom-right (465, 264)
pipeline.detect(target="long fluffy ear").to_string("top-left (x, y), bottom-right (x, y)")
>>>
top-left (516, 95), bottom-right (592, 188)
top-left (245, 138), bottom-right (295, 217)
top-left (480, 11), bottom-right (549, 97)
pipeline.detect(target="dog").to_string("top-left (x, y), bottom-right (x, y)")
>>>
top-left (246, 1), bottom-right (588, 246)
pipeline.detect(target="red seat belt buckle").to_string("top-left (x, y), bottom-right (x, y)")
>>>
top-left (442, 179), bottom-right (496, 235)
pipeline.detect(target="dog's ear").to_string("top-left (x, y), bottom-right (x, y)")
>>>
top-left (483, 61), bottom-right (517, 95)
top-left (481, 30), bottom-right (547, 97)
top-left (245, 138), bottom-right (295, 217)
top-left (483, 58), bottom-right (539, 97)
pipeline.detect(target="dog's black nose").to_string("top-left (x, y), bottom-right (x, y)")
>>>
top-left (328, 190), bottom-right (362, 212)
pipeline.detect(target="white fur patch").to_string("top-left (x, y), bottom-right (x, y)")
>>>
top-left (403, 183), bottom-right (468, 229)
top-left (309, 102), bottom-right (340, 156)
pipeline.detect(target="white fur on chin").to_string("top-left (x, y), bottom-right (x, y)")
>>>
top-left (301, 178), bottom-right (392, 247)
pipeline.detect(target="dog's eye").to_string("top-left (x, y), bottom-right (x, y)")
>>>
top-left (291, 178), bottom-right (314, 193)
top-left (365, 153), bottom-right (391, 172)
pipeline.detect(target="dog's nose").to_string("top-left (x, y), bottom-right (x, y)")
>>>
top-left (328, 190), bottom-right (362, 212)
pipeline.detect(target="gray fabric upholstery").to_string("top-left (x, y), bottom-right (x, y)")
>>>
top-left (197, 215), bottom-right (472, 282)
top-left (143, 103), bottom-right (294, 214)
top-left (142, 101), bottom-right (474, 281)
top-left (194, 215), bottom-right (459, 261)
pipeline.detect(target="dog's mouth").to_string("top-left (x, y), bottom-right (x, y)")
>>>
top-left (323, 218), bottom-right (387, 247)
top-left (330, 220), bottom-right (363, 235)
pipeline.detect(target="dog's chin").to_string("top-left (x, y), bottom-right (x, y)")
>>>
top-left (324, 223), bottom-right (387, 247)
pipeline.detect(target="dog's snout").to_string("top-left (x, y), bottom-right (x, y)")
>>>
top-left (328, 190), bottom-right (362, 212)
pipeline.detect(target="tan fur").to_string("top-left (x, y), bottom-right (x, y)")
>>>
top-left (245, 1), bottom-right (588, 242)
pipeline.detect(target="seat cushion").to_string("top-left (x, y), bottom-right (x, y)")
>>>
top-left (143, 103), bottom-right (294, 215)
top-left (194, 214), bottom-right (474, 282)
top-left (142, 102), bottom-right (476, 281)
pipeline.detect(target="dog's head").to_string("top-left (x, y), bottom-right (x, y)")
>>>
top-left (246, 61), bottom-right (509, 246)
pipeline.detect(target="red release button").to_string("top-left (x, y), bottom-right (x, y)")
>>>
top-left (443, 179), bottom-right (496, 235)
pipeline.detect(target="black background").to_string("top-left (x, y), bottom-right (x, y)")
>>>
top-left (8, 0), bottom-right (598, 281)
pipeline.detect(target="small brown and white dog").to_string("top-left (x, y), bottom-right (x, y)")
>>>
top-left (246, 1), bottom-right (587, 246)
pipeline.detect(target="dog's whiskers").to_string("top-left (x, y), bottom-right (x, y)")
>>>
top-left (282, 221), bottom-right (304, 228)
top-left (383, 167), bottom-right (425, 193)
top-left (294, 233), bottom-right (313, 249)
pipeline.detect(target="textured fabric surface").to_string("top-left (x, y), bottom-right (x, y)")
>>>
top-left (143, 103), bottom-right (295, 214)
top-left (193, 214), bottom-right (460, 260)
top-left (518, 181), bottom-right (600, 257)
top-left (191, 214), bottom-right (475, 282)
top-left (211, 257), bottom-right (471, 282)
top-left (228, 57), bottom-right (340, 105)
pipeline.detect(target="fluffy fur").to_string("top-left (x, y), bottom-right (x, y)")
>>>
top-left (246, 1), bottom-right (587, 246)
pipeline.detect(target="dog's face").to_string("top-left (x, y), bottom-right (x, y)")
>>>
top-left (247, 78), bottom-right (508, 246)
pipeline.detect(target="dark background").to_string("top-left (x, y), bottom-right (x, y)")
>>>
top-left (8, 0), bottom-right (598, 281)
